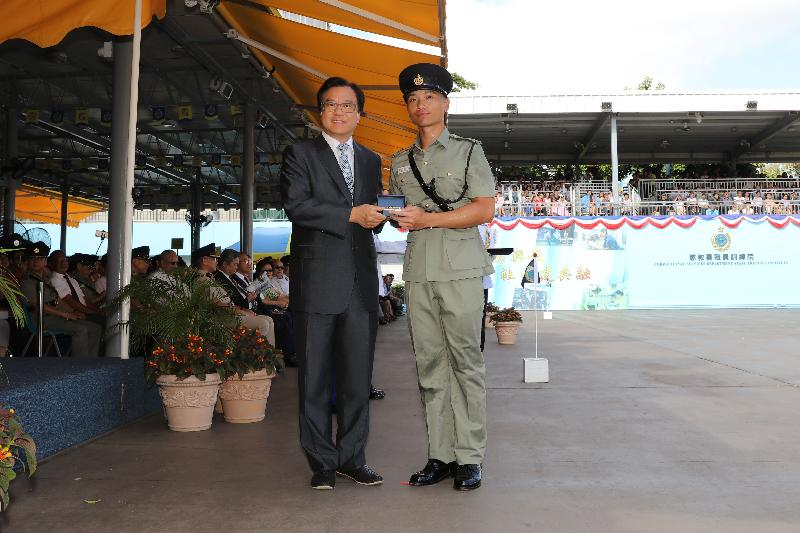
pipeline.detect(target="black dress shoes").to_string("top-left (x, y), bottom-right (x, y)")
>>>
top-left (369, 386), bottom-right (386, 400)
top-left (311, 470), bottom-right (336, 490)
top-left (336, 465), bottom-right (383, 486)
top-left (453, 464), bottom-right (482, 491)
top-left (409, 459), bottom-right (456, 486)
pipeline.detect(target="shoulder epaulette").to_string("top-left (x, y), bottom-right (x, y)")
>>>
top-left (391, 146), bottom-right (412, 159)
top-left (449, 133), bottom-right (481, 145)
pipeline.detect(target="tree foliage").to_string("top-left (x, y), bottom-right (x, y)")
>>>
top-left (451, 72), bottom-right (478, 93)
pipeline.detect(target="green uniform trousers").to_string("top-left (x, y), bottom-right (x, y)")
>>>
top-left (406, 277), bottom-right (487, 464)
top-left (33, 316), bottom-right (103, 358)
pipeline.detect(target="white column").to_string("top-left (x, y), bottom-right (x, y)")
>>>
top-left (105, 0), bottom-right (142, 359)
top-left (610, 114), bottom-right (620, 215)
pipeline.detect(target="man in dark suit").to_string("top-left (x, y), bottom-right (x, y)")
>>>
top-left (280, 76), bottom-right (386, 490)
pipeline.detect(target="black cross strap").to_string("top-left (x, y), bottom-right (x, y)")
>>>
top-left (407, 142), bottom-right (475, 212)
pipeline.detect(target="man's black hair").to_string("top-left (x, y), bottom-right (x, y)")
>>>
top-left (317, 77), bottom-right (365, 114)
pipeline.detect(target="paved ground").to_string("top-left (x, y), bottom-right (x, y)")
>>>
top-left (3, 310), bottom-right (800, 533)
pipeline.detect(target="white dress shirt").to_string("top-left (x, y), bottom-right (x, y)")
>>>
top-left (50, 272), bottom-right (87, 305)
top-left (321, 131), bottom-right (354, 179)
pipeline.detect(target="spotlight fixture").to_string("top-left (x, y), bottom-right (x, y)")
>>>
top-left (746, 100), bottom-right (758, 111)
top-left (506, 103), bottom-right (518, 116)
top-left (504, 140), bottom-right (510, 150)
top-left (504, 123), bottom-right (512, 134)
top-left (601, 101), bottom-right (612, 111)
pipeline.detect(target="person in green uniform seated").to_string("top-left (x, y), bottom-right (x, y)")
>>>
top-left (389, 63), bottom-right (496, 491)
top-left (20, 242), bottom-right (102, 357)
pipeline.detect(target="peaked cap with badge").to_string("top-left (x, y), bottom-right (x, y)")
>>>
top-left (131, 246), bottom-right (150, 260)
top-left (0, 233), bottom-right (25, 251)
top-left (190, 243), bottom-right (219, 265)
top-left (26, 241), bottom-right (50, 258)
top-left (399, 63), bottom-right (454, 98)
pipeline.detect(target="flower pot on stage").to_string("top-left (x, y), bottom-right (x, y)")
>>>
top-left (494, 322), bottom-right (520, 345)
top-left (219, 369), bottom-right (275, 423)
top-left (156, 374), bottom-right (221, 432)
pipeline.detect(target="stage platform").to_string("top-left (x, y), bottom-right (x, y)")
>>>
top-left (0, 359), bottom-right (160, 459)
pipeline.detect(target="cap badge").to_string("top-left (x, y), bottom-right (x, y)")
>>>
top-left (413, 74), bottom-right (424, 86)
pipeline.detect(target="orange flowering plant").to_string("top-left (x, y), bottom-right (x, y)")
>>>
top-left (145, 334), bottom-right (233, 386)
top-left (229, 326), bottom-right (285, 378)
top-left (0, 406), bottom-right (36, 512)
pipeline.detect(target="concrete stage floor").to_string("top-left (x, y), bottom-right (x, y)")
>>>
top-left (3, 310), bottom-right (800, 533)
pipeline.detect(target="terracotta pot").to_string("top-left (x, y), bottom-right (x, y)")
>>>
top-left (485, 312), bottom-right (496, 328)
top-left (219, 369), bottom-right (275, 423)
top-left (156, 374), bottom-right (221, 432)
top-left (494, 321), bottom-right (520, 345)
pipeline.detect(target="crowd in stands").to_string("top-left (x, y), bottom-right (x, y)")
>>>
top-left (492, 169), bottom-right (800, 217)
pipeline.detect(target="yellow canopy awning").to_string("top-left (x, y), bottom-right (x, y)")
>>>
top-left (219, 2), bottom-right (444, 159)
top-left (247, 0), bottom-right (443, 46)
top-left (0, 0), bottom-right (166, 48)
top-left (15, 185), bottom-right (106, 227)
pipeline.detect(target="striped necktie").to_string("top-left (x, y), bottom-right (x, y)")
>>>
top-left (337, 142), bottom-right (354, 200)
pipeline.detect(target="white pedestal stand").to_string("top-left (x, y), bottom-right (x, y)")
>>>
top-left (523, 279), bottom-right (549, 383)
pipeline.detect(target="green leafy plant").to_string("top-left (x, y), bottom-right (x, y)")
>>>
top-left (111, 270), bottom-right (239, 379)
top-left (0, 406), bottom-right (36, 512)
top-left (0, 249), bottom-right (27, 328)
top-left (229, 325), bottom-right (284, 379)
top-left (490, 307), bottom-right (523, 323)
top-left (390, 283), bottom-right (405, 300)
top-left (485, 302), bottom-right (500, 313)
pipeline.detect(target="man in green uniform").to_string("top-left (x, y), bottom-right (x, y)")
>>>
top-left (390, 63), bottom-right (495, 491)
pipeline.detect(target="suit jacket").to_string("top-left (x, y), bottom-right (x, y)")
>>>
top-left (280, 135), bottom-right (382, 314)
top-left (213, 270), bottom-right (249, 309)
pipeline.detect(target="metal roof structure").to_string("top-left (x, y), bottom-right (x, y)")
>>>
top-left (1, 4), bottom-right (312, 211)
top-left (448, 92), bottom-right (800, 166)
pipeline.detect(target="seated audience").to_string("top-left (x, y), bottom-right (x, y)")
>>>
top-left (21, 242), bottom-right (102, 357)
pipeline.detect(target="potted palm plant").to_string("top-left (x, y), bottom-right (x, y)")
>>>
top-left (113, 270), bottom-right (239, 431)
top-left (491, 307), bottom-right (523, 345)
top-left (218, 326), bottom-right (284, 423)
top-left (485, 302), bottom-right (500, 328)
top-left (0, 406), bottom-right (36, 512)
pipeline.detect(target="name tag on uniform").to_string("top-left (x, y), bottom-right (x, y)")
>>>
top-left (396, 165), bottom-right (411, 175)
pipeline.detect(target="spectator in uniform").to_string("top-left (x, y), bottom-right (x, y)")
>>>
top-left (21, 242), bottom-right (102, 357)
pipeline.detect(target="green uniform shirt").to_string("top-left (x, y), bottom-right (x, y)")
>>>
top-left (390, 128), bottom-right (496, 282)
top-left (20, 274), bottom-right (59, 308)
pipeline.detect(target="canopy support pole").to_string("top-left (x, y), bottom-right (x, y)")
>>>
top-left (3, 107), bottom-right (19, 235)
top-left (60, 181), bottom-right (69, 253)
top-left (105, 0), bottom-right (142, 359)
top-left (610, 113), bottom-right (620, 215)
top-left (241, 102), bottom-right (255, 257)
top-left (190, 180), bottom-right (202, 253)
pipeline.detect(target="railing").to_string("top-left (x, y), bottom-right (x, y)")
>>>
top-left (639, 177), bottom-right (800, 199)
top-left (495, 200), bottom-right (800, 217)
top-left (83, 208), bottom-right (288, 224)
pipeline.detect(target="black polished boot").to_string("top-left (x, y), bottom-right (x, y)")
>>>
top-left (453, 464), bottom-right (482, 491)
top-left (409, 459), bottom-right (456, 486)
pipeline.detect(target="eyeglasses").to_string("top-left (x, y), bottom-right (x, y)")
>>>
top-left (264, 269), bottom-right (273, 273)
top-left (321, 101), bottom-right (357, 114)
top-left (274, 266), bottom-right (284, 270)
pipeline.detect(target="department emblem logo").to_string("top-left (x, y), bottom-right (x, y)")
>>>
top-left (711, 227), bottom-right (731, 252)
top-left (413, 74), bottom-right (424, 86)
